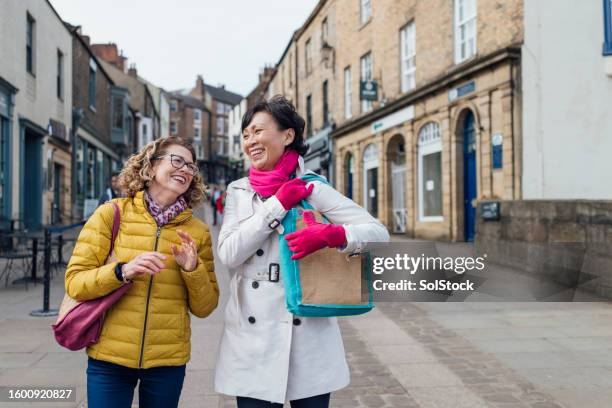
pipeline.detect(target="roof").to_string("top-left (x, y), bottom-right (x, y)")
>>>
top-left (204, 84), bottom-right (242, 106)
top-left (99, 59), bottom-right (149, 113)
top-left (170, 92), bottom-right (207, 111)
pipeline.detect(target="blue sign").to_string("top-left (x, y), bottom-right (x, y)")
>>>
top-left (448, 80), bottom-right (476, 102)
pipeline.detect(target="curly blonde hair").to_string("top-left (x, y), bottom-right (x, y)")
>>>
top-left (118, 137), bottom-right (207, 208)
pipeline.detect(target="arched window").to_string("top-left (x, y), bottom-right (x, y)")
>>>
top-left (418, 122), bottom-right (443, 221)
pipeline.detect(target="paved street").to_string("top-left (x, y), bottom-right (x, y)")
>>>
top-left (1, 204), bottom-right (612, 407)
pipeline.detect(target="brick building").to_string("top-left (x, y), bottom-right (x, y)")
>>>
top-left (92, 48), bottom-right (159, 154)
top-left (168, 89), bottom-right (210, 163)
top-left (68, 26), bottom-right (129, 219)
top-left (266, 0), bottom-right (523, 241)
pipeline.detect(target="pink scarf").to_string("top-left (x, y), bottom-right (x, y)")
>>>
top-left (249, 149), bottom-right (300, 197)
top-left (144, 190), bottom-right (188, 226)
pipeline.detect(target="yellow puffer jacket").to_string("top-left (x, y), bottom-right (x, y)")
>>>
top-left (65, 191), bottom-right (219, 369)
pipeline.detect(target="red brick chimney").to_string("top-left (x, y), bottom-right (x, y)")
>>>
top-left (91, 43), bottom-right (128, 72)
top-left (190, 75), bottom-right (205, 100)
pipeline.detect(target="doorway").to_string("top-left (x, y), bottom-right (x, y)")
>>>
top-left (462, 111), bottom-right (477, 242)
top-left (23, 128), bottom-right (43, 230)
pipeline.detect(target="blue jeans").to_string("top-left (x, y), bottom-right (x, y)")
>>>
top-left (236, 393), bottom-right (330, 408)
top-left (86, 357), bottom-right (186, 408)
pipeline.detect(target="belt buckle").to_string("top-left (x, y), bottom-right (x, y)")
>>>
top-left (268, 263), bottom-right (280, 282)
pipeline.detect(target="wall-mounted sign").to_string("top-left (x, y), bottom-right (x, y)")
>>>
top-left (448, 80), bottom-right (476, 102)
top-left (492, 133), bottom-right (503, 169)
top-left (480, 201), bottom-right (501, 221)
top-left (48, 119), bottom-right (68, 142)
top-left (371, 105), bottom-right (414, 134)
top-left (360, 80), bottom-right (378, 101)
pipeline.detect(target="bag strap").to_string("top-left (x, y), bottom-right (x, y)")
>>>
top-left (108, 201), bottom-right (121, 257)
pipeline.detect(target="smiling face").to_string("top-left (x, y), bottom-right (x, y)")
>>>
top-left (149, 144), bottom-right (196, 198)
top-left (242, 112), bottom-right (295, 171)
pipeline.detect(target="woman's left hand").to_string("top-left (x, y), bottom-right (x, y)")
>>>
top-left (172, 229), bottom-right (198, 272)
top-left (285, 211), bottom-right (347, 260)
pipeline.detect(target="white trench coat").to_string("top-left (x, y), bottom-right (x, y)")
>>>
top-left (213, 157), bottom-right (389, 403)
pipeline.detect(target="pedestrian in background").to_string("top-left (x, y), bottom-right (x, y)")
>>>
top-left (65, 136), bottom-right (219, 408)
top-left (214, 96), bottom-right (389, 407)
top-left (210, 186), bottom-right (219, 225)
top-left (97, 171), bottom-right (122, 206)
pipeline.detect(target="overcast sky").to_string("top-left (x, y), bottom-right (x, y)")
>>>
top-left (50, 0), bottom-right (318, 96)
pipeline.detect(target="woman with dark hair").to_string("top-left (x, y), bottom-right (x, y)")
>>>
top-left (214, 96), bottom-right (389, 407)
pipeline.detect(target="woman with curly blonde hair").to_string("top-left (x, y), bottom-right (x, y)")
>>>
top-left (65, 136), bottom-right (219, 408)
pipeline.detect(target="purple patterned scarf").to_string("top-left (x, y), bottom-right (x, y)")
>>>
top-left (144, 190), bottom-right (188, 226)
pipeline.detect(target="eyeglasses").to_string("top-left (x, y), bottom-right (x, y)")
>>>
top-left (155, 154), bottom-right (198, 176)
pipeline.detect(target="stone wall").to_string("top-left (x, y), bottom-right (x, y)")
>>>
top-left (476, 200), bottom-right (612, 298)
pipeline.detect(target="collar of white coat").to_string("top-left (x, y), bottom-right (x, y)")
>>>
top-left (230, 155), bottom-right (322, 192)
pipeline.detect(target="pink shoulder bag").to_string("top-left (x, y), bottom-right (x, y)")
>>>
top-left (52, 202), bottom-right (133, 351)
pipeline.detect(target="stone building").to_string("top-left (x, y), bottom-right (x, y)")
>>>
top-left (0, 0), bottom-right (73, 228)
top-left (267, 0), bottom-right (523, 241)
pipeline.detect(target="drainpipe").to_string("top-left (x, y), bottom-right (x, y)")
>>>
top-left (70, 107), bottom-right (83, 222)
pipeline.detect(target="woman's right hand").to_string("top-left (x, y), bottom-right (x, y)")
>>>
top-left (275, 179), bottom-right (315, 210)
top-left (121, 252), bottom-right (167, 280)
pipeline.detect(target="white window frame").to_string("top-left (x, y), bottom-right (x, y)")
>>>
top-left (360, 52), bottom-right (373, 113)
top-left (400, 22), bottom-right (416, 93)
top-left (417, 122), bottom-right (443, 222)
top-left (305, 38), bottom-right (313, 75)
top-left (454, 0), bottom-right (477, 64)
top-left (344, 67), bottom-right (352, 119)
top-left (170, 121), bottom-right (177, 135)
top-left (362, 143), bottom-right (379, 214)
top-left (194, 127), bottom-right (200, 139)
top-left (360, 0), bottom-right (372, 24)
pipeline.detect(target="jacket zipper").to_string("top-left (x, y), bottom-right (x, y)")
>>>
top-left (138, 226), bottom-right (161, 368)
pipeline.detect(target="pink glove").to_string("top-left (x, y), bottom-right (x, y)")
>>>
top-left (285, 211), bottom-right (347, 260)
top-left (275, 179), bottom-right (314, 210)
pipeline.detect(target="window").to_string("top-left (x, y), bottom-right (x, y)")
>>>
top-left (360, 0), bottom-right (372, 24)
top-left (88, 59), bottom-right (97, 109)
top-left (360, 52), bottom-right (373, 113)
top-left (194, 109), bottom-right (201, 121)
top-left (362, 144), bottom-right (379, 217)
top-left (57, 50), bottom-right (64, 100)
top-left (194, 127), bottom-right (200, 138)
top-left (454, 0), bottom-right (477, 63)
top-left (112, 95), bottom-right (124, 130)
top-left (216, 117), bottom-right (225, 135)
top-left (321, 17), bottom-right (329, 44)
top-left (322, 80), bottom-right (329, 127)
top-left (170, 100), bottom-right (177, 112)
top-left (289, 52), bottom-right (293, 87)
top-left (306, 94), bottom-right (312, 136)
top-left (305, 38), bottom-right (313, 75)
top-left (400, 22), bottom-right (416, 92)
top-left (216, 102), bottom-right (225, 115)
top-left (170, 121), bottom-right (177, 135)
top-left (344, 67), bottom-right (352, 119)
top-left (217, 137), bottom-right (225, 155)
top-left (345, 153), bottom-right (354, 199)
top-left (26, 14), bottom-right (35, 74)
top-left (418, 122), bottom-right (443, 221)
top-left (604, 0), bottom-right (612, 55)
